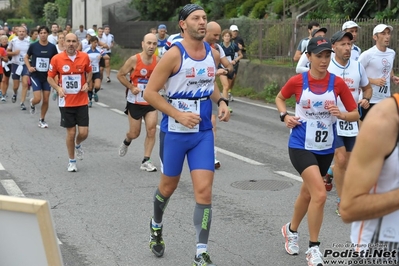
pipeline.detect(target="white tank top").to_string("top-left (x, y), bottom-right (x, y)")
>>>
top-left (350, 143), bottom-right (399, 250)
top-left (328, 58), bottom-right (369, 136)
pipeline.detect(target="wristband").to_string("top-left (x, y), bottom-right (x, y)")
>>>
top-left (217, 97), bottom-right (229, 107)
top-left (362, 97), bottom-right (370, 103)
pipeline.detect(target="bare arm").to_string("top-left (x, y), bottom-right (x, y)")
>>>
top-left (341, 98), bottom-right (399, 222)
top-left (293, 50), bottom-right (302, 62)
top-left (220, 56), bottom-right (233, 73)
top-left (116, 55), bottom-right (138, 94)
top-left (358, 83), bottom-right (372, 109)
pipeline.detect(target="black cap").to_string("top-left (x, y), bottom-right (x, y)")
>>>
top-left (311, 27), bottom-right (327, 37)
top-left (331, 30), bottom-right (353, 44)
top-left (93, 24), bottom-right (97, 27)
top-left (307, 36), bottom-right (334, 54)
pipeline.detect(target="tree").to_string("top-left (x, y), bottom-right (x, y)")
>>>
top-left (29, 0), bottom-right (55, 21)
top-left (55, 0), bottom-right (70, 18)
top-left (130, 0), bottom-right (191, 21)
top-left (43, 2), bottom-right (59, 25)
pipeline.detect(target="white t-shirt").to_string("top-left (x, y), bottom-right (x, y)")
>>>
top-left (358, 46), bottom-right (396, 103)
top-left (8, 37), bottom-right (30, 65)
top-left (100, 33), bottom-right (114, 54)
top-left (75, 30), bottom-right (87, 41)
top-left (48, 34), bottom-right (58, 45)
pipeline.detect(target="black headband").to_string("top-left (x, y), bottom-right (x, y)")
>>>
top-left (178, 4), bottom-right (204, 21)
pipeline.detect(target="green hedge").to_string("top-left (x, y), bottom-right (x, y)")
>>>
top-left (6, 18), bottom-right (34, 26)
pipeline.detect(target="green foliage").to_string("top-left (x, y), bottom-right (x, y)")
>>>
top-left (55, 0), bottom-right (70, 18)
top-left (29, 0), bottom-right (55, 21)
top-left (0, 9), bottom-right (17, 23)
top-left (43, 2), bottom-right (59, 25)
top-left (130, 0), bottom-right (191, 21)
top-left (240, 0), bottom-right (258, 16)
top-left (6, 18), bottom-right (34, 26)
top-left (250, 0), bottom-right (270, 19)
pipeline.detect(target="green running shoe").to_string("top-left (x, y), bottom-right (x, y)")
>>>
top-left (193, 252), bottom-right (216, 266)
top-left (149, 220), bottom-right (165, 257)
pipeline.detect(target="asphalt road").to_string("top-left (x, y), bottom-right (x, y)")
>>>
top-left (0, 71), bottom-right (352, 266)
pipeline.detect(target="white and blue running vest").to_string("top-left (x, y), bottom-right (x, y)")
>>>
top-left (289, 72), bottom-right (337, 154)
top-left (161, 42), bottom-right (216, 132)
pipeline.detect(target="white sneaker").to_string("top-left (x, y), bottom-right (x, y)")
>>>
top-left (1, 96), bottom-right (5, 102)
top-left (119, 142), bottom-right (128, 157)
top-left (75, 145), bottom-right (84, 160)
top-left (38, 119), bottom-right (48, 128)
top-left (214, 159), bottom-right (221, 169)
top-left (140, 161), bottom-right (157, 172)
top-left (281, 222), bottom-right (299, 255)
top-left (306, 246), bottom-right (324, 266)
top-left (67, 162), bottom-right (77, 172)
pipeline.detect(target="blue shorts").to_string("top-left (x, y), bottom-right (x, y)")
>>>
top-left (11, 64), bottom-right (29, 79)
top-left (335, 136), bottom-right (356, 152)
top-left (159, 130), bottom-right (214, 176)
top-left (30, 76), bottom-right (51, 91)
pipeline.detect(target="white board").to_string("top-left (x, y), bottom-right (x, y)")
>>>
top-left (0, 195), bottom-right (64, 266)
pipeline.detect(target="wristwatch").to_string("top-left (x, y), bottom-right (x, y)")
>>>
top-left (217, 97), bottom-right (229, 107)
top-left (280, 112), bottom-right (288, 122)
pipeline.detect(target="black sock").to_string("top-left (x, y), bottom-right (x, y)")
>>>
top-left (88, 91), bottom-right (93, 100)
top-left (142, 157), bottom-right (150, 163)
top-left (309, 241), bottom-right (320, 248)
top-left (123, 139), bottom-right (131, 146)
top-left (94, 88), bottom-right (100, 94)
top-left (289, 224), bottom-right (297, 233)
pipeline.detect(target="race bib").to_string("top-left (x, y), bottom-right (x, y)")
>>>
top-left (62, 75), bottom-right (81, 94)
top-left (305, 120), bottom-right (333, 150)
top-left (168, 98), bottom-right (200, 133)
top-left (92, 64), bottom-right (99, 73)
top-left (336, 119), bottom-right (359, 137)
top-left (18, 54), bottom-right (24, 64)
top-left (135, 83), bottom-right (147, 103)
top-left (35, 57), bottom-right (49, 71)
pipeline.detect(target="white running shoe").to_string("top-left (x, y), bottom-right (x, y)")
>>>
top-left (1, 96), bottom-right (5, 102)
top-left (281, 222), bottom-right (299, 255)
top-left (67, 162), bottom-right (77, 172)
top-left (306, 246), bottom-right (324, 266)
top-left (38, 119), bottom-right (48, 128)
top-left (119, 142), bottom-right (128, 157)
top-left (214, 159), bottom-right (221, 169)
top-left (140, 161), bottom-right (157, 172)
top-left (75, 145), bottom-right (84, 160)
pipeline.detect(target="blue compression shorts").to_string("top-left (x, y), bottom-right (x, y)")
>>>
top-left (159, 129), bottom-right (215, 176)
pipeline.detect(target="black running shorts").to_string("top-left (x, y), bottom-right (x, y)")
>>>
top-left (288, 148), bottom-right (334, 176)
top-left (125, 102), bottom-right (156, 120)
top-left (59, 105), bottom-right (89, 128)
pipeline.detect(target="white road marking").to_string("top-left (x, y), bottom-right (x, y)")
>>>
top-left (1, 179), bottom-right (25, 197)
top-left (0, 162), bottom-right (4, 170)
top-left (96, 102), bottom-right (109, 108)
top-left (111, 109), bottom-right (125, 115)
top-left (274, 171), bottom-right (303, 182)
top-left (0, 179), bottom-right (63, 245)
top-left (216, 147), bottom-right (264, 166)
